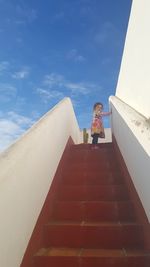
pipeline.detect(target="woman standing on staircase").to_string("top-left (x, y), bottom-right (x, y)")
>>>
top-left (91, 102), bottom-right (111, 146)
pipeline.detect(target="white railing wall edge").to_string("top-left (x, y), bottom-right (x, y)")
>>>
top-left (109, 95), bottom-right (150, 222)
top-left (0, 97), bottom-right (81, 267)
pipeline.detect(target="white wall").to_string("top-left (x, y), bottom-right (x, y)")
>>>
top-left (110, 96), bottom-right (150, 222)
top-left (116, 0), bottom-right (150, 118)
top-left (0, 98), bottom-right (81, 267)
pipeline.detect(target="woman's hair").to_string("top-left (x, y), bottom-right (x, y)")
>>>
top-left (93, 102), bottom-right (103, 110)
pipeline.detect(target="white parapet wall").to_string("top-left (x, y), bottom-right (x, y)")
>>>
top-left (116, 0), bottom-right (150, 119)
top-left (0, 98), bottom-right (81, 267)
top-left (110, 96), bottom-right (150, 222)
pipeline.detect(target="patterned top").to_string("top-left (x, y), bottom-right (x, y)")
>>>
top-left (91, 110), bottom-right (111, 138)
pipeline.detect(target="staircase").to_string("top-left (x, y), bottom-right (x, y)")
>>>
top-left (34, 143), bottom-right (150, 267)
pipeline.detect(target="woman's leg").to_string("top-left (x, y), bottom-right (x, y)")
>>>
top-left (92, 134), bottom-right (99, 144)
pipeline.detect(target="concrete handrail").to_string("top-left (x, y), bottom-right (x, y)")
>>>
top-left (0, 97), bottom-right (81, 267)
top-left (109, 95), bottom-right (150, 222)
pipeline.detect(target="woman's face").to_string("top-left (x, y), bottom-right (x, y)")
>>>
top-left (96, 104), bottom-right (103, 112)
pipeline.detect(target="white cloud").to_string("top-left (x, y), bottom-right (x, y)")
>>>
top-left (0, 119), bottom-right (23, 135)
top-left (0, 83), bottom-right (17, 102)
top-left (101, 57), bottom-right (111, 66)
top-left (15, 5), bottom-right (37, 24)
top-left (37, 88), bottom-right (64, 103)
top-left (52, 12), bottom-right (65, 22)
top-left (0, 120), bottom-right (22, 152)
top-left (0, 62), bottom-right (30, 80)
top-left (67, 49), bottom-right (86, 62)
top-left (95, 21), bottom-right (120, 46)
top-left (0, 111), bottom-right (35, 152)
top-left (43, 73), bottom-right (93, 94)
top-left (0, 61), bottom-right (10, 74)
top-left (16, 37), bottom-right (23, 43)
top-left (44, 73), bottom-right (64, 88)
top-left (66, 80), bottom-right (100, 96)
top-left (65, 82), bottom-right (90, 95)
top-left (12, 68), bottom-right (30, 79)
top-left (7, 111), bottom-right (34, 126)
top-left (30, 110), bottom-right (41, 120)
top-left (37, 72), bottom-right (100, 102)
top-left (1, 3), bottom-right (37, 29)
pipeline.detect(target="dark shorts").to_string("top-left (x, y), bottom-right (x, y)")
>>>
top-left (91, 132), bottom-right (105, 138)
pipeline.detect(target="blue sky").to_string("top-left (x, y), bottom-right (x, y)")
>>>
top-left (0, 0), bottom-right (132, 151)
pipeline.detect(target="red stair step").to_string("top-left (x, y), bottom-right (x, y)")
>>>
top-left (70, 143), bottom-right (113, 151)
top-left (62, 171), bottom-right (123, 185)
top-left (33, 143), bottom-right (150, 267)
top-left (43, 221), bottom-right (144, 248)
top-left (58, 185), bottom-right (129, 201)
top-left (65, 161), bottom-right (118, 172)
top-left (67, 153), bottom-right (115, 162)
top-left (67, 151), bottom-right (118, 164)
top-left (53, 200), bottom-right (135, 221)
top-left (34, 248), bottom-right (150, 267)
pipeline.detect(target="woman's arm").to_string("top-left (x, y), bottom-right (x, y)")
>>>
top-left (101, 111), bottom-right (112, 116)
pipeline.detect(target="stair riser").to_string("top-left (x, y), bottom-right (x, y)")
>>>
top-left (34, 256), bottom-right (150, 267)
top-left (59, 186), bottom-right (128, 201)
top-left (54, 202), bottom-right (135, 221)
top-left (44, 225), bottom-right (143, 248)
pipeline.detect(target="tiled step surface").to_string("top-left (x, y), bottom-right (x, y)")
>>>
top-left (62, 171), bottom-right (124, 185)
top-left (34, 248), bottom-right (150, 267)
top-left (64, 162), bottom-right (119, 172)
top-left (43, 221), bottom-right (143, 248)
top-left (53, 200), bottom-right (135, 221)
top-left (58, 185), bottom-right (128, 201)
top-left (70, 143), bottom-right (114, 151)
top-left (34, 143), bottom-right (150, 267)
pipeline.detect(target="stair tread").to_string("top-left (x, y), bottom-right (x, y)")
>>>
top-left (35, 247), bottom-right (150, 257)
top-left (70, 143), bottom-right (113, 150)
top-left (46, 220), bottom-right (140, 226)
top-left (55, 200), bottom-right (132, 203)
top-left (59, 184), bottom-right (129, 201)
top-left (62, 173), bottom-right (124, 186)
top-left (60, 184), bottom-right (126, 188)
